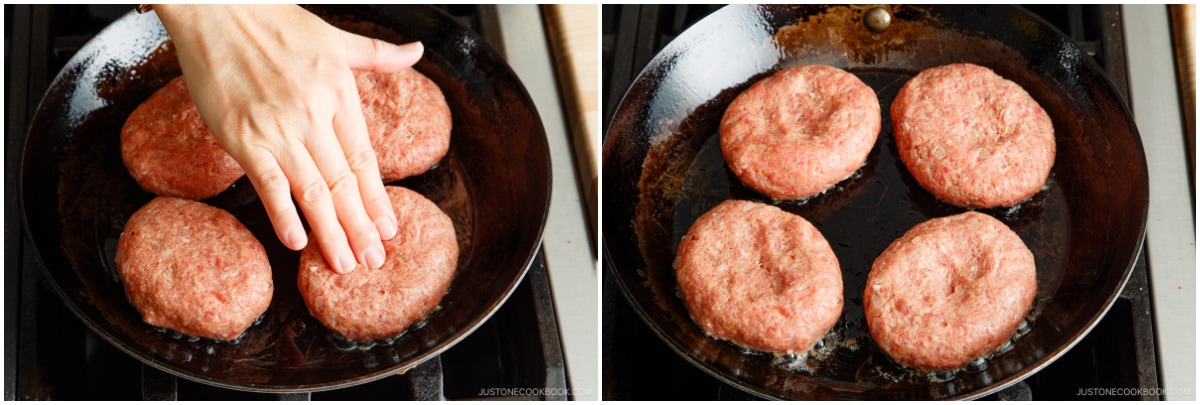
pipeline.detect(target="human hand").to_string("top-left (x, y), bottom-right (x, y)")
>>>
top-left (155, 4), bottom-right (423, 273)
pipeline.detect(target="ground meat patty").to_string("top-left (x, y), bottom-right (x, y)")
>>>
top-left (115, 197), bottom-right (273, 341)
top-left (720, 64), bottom-right (880, 200)
top-left (120, 76), bottom-right (244, 200)
top-left (864, 211), bottom-right (1036, 371)
top-left (356, 69), bottom-right (452, 182)
top-left (297, 186), bottom-right (458, 341)
top-left (891, 63), bottom-right (1056, 208)
top-left (674, 200), bottom-right (843, 354)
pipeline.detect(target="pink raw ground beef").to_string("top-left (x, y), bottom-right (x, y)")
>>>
top-left (120, 76), bottom-right (244, 200)
top-left (891, 63), bottom-right (1055, 208)
top-left (115, 197), bottom-right (273, 341)
top-left (297, 186), bottom-right (458, 341)
top-left (674, 199), bottom-right (843, 354)
top-left (864, 211), bottom-right (1036, 371)
top-left (356, 69), bottom-right (452, 182)
top-left (720, 64), bottom-right (880, 200)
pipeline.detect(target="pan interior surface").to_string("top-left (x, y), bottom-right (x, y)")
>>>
top-left (603, 5), bottom-right (1147, 400)
top-left (21, 5), bottom-right (550, 392)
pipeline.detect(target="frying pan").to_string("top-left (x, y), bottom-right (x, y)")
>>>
top-left (603, 5), bottom-right (1148, 400)
top-left (20, 5), bottom-right (550, 392)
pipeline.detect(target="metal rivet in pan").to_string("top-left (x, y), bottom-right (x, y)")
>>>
top-left (865, 7), bottom-right (892, 33)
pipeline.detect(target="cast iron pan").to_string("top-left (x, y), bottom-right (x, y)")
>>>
top-left (603, 5), bottom-right (1147, 400)
top-left (20, 5), bottom-right (551, 392)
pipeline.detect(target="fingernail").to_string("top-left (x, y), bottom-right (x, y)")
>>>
top-left (337, 248), bottom-right (358, 274)
top-left (286, 228), bottom-right (307, 250)
top-left (376, 217), bottom-right (398, 240)
top-left (365, 245), bottom-right (385, 269)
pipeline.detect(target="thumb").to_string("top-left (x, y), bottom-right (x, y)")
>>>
top-left (342, 32), bottom-right (424, 73)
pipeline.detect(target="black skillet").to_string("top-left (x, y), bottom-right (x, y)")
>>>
top-left (603, 5), bottom-right (1147, 400)
top-left (20, 5), bottom-right (551, 392)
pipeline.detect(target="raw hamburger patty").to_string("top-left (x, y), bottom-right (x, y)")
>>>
top-left (674, 200), bottom-right (843, 354)
top-left (297, 186), bottom-right (458, 341)
top-left (720, 64), bottom-right (880, 200)
top-left (120, 76), bottom-right (244, 200)
top-left (115, 197), bottom-right (273, 341)
top-left (356, 69), bottom-right (452, 182)
top-left (864, 211), bottom-right (1036, 371)
top-left (891, 63), bottom-right (1056, 208)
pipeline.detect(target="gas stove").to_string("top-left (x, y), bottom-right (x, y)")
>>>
top-left (603, 4), bottom-right (1189, 400)
top-left (5, 4), bottom-right (593, 400)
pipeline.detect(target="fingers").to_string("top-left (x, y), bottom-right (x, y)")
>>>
top-left (333, 88), bottom-right (399, 242)
top-left (306, 119), bottom-right (387, 272)
top-left (342, 31), bottom-right (424, 73)
top-left (273, 143), bottom-right (359, 274)
top-left (241, 148), bottom-right (308, 251)
top-left (242, 126), bottom-right (361, 274)
top-left (241, 122), bottom-right (382, 274)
